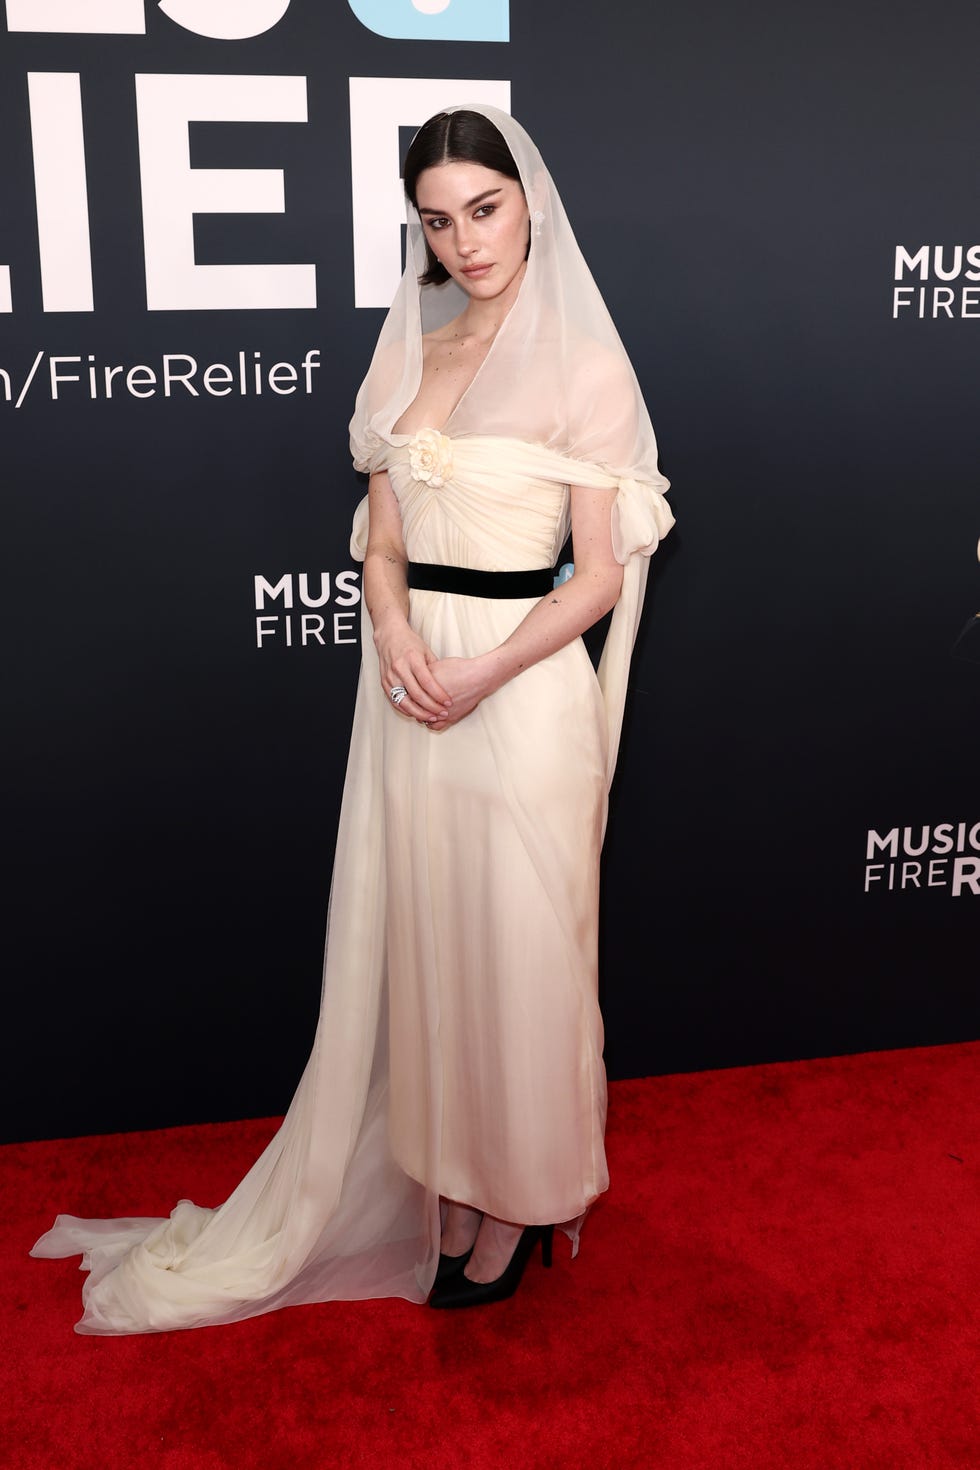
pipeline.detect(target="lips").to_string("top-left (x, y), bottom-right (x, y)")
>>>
top-left (461, 263), bottom-right (492, 277)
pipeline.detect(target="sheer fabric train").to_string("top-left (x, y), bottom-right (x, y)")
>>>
top-left (31, 105), bottom-right (673, 1335)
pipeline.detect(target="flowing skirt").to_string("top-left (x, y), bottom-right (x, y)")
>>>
top-left (32, 433), bottom-right (672, 1334)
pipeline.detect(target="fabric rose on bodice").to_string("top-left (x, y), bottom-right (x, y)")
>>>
top-left (407, 428), bottom-right (453, 488)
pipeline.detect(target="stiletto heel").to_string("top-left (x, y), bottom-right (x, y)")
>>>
top-left (428, 1224), bottom-right (555, 1309)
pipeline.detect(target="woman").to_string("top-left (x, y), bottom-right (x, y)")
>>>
top-left (31, 104), bottom-right (672, 1331)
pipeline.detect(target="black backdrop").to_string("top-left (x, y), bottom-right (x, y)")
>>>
top-left (3, 0), bottom-right (977, 1144)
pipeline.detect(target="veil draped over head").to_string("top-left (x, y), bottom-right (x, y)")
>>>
top-left (350, 102), bottom-right (674, 784)
top-left (351, 102), bottom-right (668, 484)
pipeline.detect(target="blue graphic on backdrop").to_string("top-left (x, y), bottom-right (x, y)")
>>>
top-left (347, 0), bottom-right (508, 43)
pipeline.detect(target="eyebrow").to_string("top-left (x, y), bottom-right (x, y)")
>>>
top-left (417, 188), bottom-right (502, 216)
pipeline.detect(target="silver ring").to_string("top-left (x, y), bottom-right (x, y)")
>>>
top-left (389, 685), bottom-right (407, 706)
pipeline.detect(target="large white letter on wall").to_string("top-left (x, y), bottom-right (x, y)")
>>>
top-left (349, 76), bottom-right (511, 310)
top-left (135, 74), bottom-right (316, 312)
top-left (5, 1), bottom-right (291, 36)
top-left (28, 73), bottom-right (95, 312)
top-left (5, 0), bottom-right (145, 32)
top-left (158, 0), bottom-right (292, 40)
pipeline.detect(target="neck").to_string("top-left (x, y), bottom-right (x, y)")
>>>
top-left (456, 261), bottom-right (527, 343)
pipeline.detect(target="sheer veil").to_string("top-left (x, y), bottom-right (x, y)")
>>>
top-left (351, 103), bottom-right (669, 484)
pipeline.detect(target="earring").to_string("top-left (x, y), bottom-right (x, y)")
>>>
top-left (533, 210), bottom-right (545, 237)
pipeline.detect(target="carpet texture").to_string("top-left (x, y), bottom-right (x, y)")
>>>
top-left (4, 1041), bottom-right (979, 1468)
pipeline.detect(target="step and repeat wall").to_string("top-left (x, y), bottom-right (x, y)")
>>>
top-left (3, 1), bottom-right (977, 1141)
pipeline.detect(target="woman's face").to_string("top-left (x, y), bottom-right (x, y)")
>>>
top-left (415, 161), bottom-right (529, 303)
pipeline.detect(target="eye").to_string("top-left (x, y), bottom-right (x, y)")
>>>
top-left (426, 216), bottom-right (450, 231)
top-left (474, 204), bottom-right (496, 218)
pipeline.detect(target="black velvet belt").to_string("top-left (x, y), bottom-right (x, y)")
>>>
top-left (407, 561), bottom-right (555, 599)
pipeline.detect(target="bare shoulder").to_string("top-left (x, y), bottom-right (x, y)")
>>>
top-left (569, 336), bottom-right (635, 398)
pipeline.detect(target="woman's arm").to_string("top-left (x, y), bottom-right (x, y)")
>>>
top-left (363, 469), bottom-right (452, 722)
top-left (426, 482), bottom-right (623, 731)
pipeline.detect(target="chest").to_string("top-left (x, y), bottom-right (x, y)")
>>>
top-left (391, 338), bottom-right (492, 436)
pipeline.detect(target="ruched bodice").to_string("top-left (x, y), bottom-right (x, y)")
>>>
top-left (384, 434), bottom-right (571, 572)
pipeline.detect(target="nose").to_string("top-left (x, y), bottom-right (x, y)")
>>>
top-left (455, 222), bottom-right (477, 257)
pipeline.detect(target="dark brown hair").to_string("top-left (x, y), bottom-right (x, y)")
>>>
top-left (403, 110), bottom-right (524, 286)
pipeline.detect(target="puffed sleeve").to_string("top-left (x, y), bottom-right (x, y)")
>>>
top-left (609, 476), bottom-right (675, 564)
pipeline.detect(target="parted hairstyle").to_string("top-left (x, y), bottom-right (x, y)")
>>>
top-left (402, 110), bottom-right (527, 286)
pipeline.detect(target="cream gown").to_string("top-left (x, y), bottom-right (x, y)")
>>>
top-left (31, 431), bottom-right (672, 1334)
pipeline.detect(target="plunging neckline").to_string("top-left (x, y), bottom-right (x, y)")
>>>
top-left (389, 348), bottom-right (487, 441)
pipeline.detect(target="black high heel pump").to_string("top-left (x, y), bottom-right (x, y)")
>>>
top-left (434, 1245), bottom-right (474, 1286)
top-left (428, 1224), bottom-right (554, 1309)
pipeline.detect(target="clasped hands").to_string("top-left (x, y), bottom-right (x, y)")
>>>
top-left (376, 622), bottom-right (497, 732)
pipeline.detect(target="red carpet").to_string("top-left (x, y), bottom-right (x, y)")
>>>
top-left (4, 1041), bottom-right (979, 1469)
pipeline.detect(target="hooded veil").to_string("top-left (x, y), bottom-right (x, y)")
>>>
top-left (31, 104), bottom-right (673, 1336)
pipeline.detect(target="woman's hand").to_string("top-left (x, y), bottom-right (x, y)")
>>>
top-left (423, 655), bottom-right (498, 731)
top-left (423, 487), bottom-right (623, 729)
top-left (375, 618), bottom-right (453, 723)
